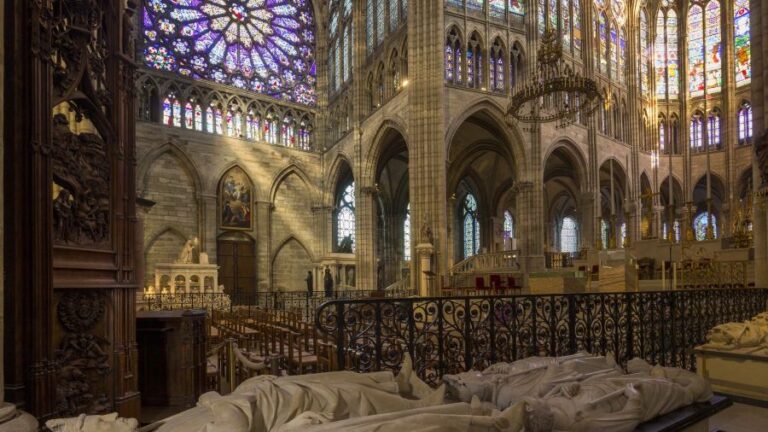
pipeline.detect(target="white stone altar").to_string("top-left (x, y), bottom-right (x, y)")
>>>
top-left (154, 262), bottom-right (221, 294)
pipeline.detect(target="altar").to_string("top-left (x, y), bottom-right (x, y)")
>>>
top-left (153, 262), bottom-right (221, 294)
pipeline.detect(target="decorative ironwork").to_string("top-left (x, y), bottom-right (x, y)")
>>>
top-left (508, 30), bottom-right (602, 128)
top-left (316, 289), bottom-right (768, 387)
top-left (142, 289), bottom-right (416, 322)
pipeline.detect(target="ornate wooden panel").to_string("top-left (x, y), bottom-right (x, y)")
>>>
top-left (4, 0), bottom-right (140, 420)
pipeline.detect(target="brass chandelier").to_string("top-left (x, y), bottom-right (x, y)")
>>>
top-left (508, 29), bottom-right (602, 128)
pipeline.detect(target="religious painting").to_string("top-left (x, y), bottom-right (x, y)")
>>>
top-left (219, 167), bottom-right (253, 230)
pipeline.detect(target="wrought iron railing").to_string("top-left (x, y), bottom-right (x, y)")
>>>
top-left (315, 288), bottom-right (768, 386)
top-left (141, 288), bottom-right (416, 321)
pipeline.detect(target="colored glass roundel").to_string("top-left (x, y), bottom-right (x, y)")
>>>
top-left (144, 0), bottom-right (317, 106)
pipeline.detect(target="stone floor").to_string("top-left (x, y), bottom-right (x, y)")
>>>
top-left (710, 403), bottom-right (768, 432)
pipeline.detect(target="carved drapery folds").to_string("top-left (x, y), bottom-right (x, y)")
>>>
top-left (55, 292), bottom-right (111, 416)
top-left (52, 111), bottom-right (111, 246)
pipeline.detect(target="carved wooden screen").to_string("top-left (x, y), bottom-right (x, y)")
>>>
top-left (4, 0), bottom-right (140, 419)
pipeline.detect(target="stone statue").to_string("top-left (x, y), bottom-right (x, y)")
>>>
top-left (305, 271), bottom-right (313, 296)
top-left (701, 312), bottom-right (768, 352)
top-left (176, 237), bottom-right (199, 264)
top-left (277, 398), bottom-right (526, 432)
top-left (323, 268), bottom-right (333, 297)
top-left (153, 354), bottom-right (446, 432)
top-left (338, 235), bottom-right (354, 253)
top-left (444, 352), bottom-right (620, 409)
top-left (420, 217), bottom-right (434, 245)
top-left (45, 413), bottom-right (138, 432)
top-left (446, 355), bottom-right (712, 432)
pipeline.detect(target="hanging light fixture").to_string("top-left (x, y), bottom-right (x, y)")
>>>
top-left (508, 29), bottom-right (602, 128)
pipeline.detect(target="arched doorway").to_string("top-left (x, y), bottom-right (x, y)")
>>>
top-left (598, 159), bottom-right (627, 249)
top-left (544, 145), bottom-right (585, 253)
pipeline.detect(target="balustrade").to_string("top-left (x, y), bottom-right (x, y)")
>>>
top-left (315, 288), bottom-right (768, 386)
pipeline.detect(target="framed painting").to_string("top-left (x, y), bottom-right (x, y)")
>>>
top-left (219, 167), bottom-right (253, 230)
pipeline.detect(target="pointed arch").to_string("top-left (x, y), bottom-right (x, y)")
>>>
top-left (445, 100), bottom-right (528, 179)
top-left (269, 163), bottom-right (315, 204)
top-left (326, 153), bottom-right (356, 205)
top-left (138, 142), bottom-right (204, 196)
top-left (364, 118), bottom-right (410, 185)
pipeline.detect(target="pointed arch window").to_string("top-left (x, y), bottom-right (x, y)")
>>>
top-left (404, 203), bottom-right (411, 261)
top-left (639, 9), bottom-right (650, 96)
top-left (329, 0), bottom-right (353, 92)
top-left (694, 212), bottom-right (717, 241)
top-left (663, 220), bottom-right (682, 243)
top-left (462, 194), bottom-right (481, 259)
top-left (503, 211), bottom-right (514, 250)
top-left (659, 115), bottom-right (667, 153)
top-left (184, 102), bottom-right (194, 129)
top-left (656, 7), bottom-right (679, 99)
top-left (560, 216), bottom-right (579, 253)
top-left (265, 110), bottom-right (278, 144)
top-left (619, 221), bottom-right (627, 248)
top-left (298, 119), bottom-right (312, 151)
top-left (281, 116), bottom-right (295, 147)
top-left (163, 93), bottom-right (182, 127)
top-left (467, 34), bottom-right (482, 88)
top-left (490, 40), bottom-right (505, 92)
top-left (445, 30), bottom-right (463, 84)
top-left (335, 180), bottom-right (356, 252)
top-left (734, 0), bottom-right (751, 86)
top-left (690, 114), bottom-right (704, 151)
top-left (601, 219), bottom-right (610, 249)
top-left (708, 111), bottom-right (721, 150)
top-left (688, 1), bottom-right (722, 97)
top-left (738, 102), bottom-right (753, 144)
top-left (246, 109), bottom-right (261, 141)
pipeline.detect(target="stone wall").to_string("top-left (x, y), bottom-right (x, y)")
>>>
top-left (272, 239), bottom-right (313, 292)
top-left (136, 123), bottom-right (323, 292)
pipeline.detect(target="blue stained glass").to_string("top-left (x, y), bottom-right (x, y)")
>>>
top-left (462, 194), bottom-right (480, 259)
top-left (688, 5), bottom-right (705, 96)
top-left (734, 0), bottom-right (751, 85)
top-left (144, 0), bottom-right (316, 105)
top-left (694, 212), bottom-right (717, 241)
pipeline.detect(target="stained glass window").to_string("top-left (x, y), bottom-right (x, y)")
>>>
top-left (336, 181), bottom-right (356, 252)
top-left (491, 40), bottom-right (505, 91)
top-left (690, 114), bottom-right (704, 151)
top-left (610, 22), bottom-right (618, 78)
top-left (734, 0), bottom-right (751, 86)
top-left (694, 212), bottom-right (717, 241)
top-left (462, 194), bottom-right (480, 259)
top-left (738, 102), bottom-right (753, 144)
top-left (538, 0), bottom-right (546, 35)
top-left (281, 116), bottom-right (295, 147)
top-left (403, 203), bottom-right (411, 261)
top-left (468, 0), bottom-right (485, 11)
top-left (184, 102), bottom-right (194, 129)
top-left (573, 0), bottom-right (582, 50)
top-left (619, 28), bottom-right (626, 83)
top-left (143, 0), bottom-right (317, 105)
top-left (265, 111), bottom-right (278, 144)
top-left (598, 13), bottom-right (608, 73)
top-left (509, 0), bottom-right (525, 16)
top-left (390, 0), bottom-right (399, 31)
top-left (705, 1), bottom-right (722, 93)
top-left (639, 10), bottom-right (649, 96)
top-left (503, 211), bottom-right (514, 249)
top-left (667, 11), bottom-right (679, 98)
top-left (560, 216), bottom-right (578, 253)
top-left (620, 222), bottom-right (627, 248)
top-left (659, 116), bottom-right (666, 153)
top-left (298, 119), bottom-right (311, 150)
top-left (490, 0), bottom-right (505, 18)
top-left (601, 219), bottom-right (610, 249)
top-left (562, 0), bottom-right (571, 48)
top-left (366, 0), bottom-right (374, 53)
top-left (445, 45), bottom-right (455, 82)
top-left (376, 0), bottom-right (386, 45)
top-left (708, 112), bottom-right (721, 149)
top-left (662, 220), bottom-right (681, 242)
top-left (246, 110), bottom-right (260, 140)
top-left (688, 5), bottom-right (705, 96)
top-left (655, 11), bottom-right (668, 97)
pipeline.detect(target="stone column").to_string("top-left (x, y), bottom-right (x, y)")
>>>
top-left (415, 243), bottom-right (435, 297)
top-left (408, 0), bottom-right (447, 293)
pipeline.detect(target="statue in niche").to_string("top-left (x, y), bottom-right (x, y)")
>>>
top-left (338, 235), bottom-right (354, 253)
top-left (305, 271), bottom-right (313, 296)
top-left (420, 215), bottom-right (434, 245)
top-left (176, 237), bottom-right (199, 264)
